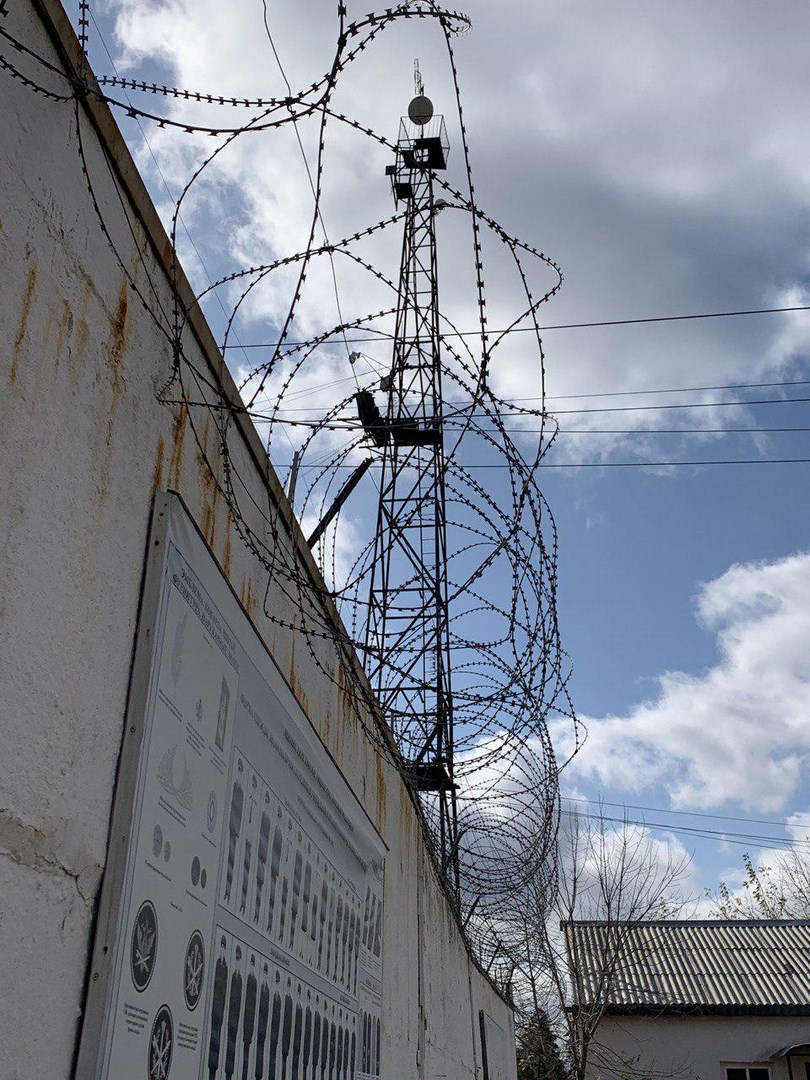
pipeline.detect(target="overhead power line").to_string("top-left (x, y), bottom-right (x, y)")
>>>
top-left (297, 457), bottom-right (810, 470)
top-left (500, 395), bottom-right (810, 418)
top-left (221, 302), bottom-right (810, 349)
top-left (562, 795), bottom-right (810, 832)
top-left (516, 377), bottom-right (810, 403)
top-left (260, 393), bottom-right (810, 418)
top-left (561, 809), bottom-right (810, 851)
top-left (248, 374), bottom-right (810, 409)
top-left (468, 427), bottom-right (810, 435)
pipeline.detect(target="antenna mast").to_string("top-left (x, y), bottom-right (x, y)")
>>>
top-left (362, 74), bottom-right (460, 898)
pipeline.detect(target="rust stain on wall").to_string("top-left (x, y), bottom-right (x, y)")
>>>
top-left (202, 483), bottom-right (219, 547)
top-left (197, 441), bottom-right (221, 547)
top-left (168, 403), bottom-right (188, 489)
top-left (223, 509), bottom-right (233, 578)
top-left (375, 756), bottom-right (387, 831)
top-left (98, 279), bottom-right (131, 503)
top-left (55, 300), bottom-right (73, 370)
top-left (241, 573), bottom-right (254, 615)
top-left (73, 316), bottom-right (90, 373)
top-left (287, 629), bottom-right (311, 720)
top-left (151, 437), bottom-right (165, 498)
top-left (70, 279), bottom-right (95, 376)
top-left (337, 660), bottom-right (359, 734)
top-left (42, 299), bottom-right (58, 370)
top-left (11, 258), bottom-right (38, 383)
top-left (104, 279), bottom-right (130, 431)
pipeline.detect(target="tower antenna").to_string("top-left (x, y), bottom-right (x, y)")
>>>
top-left (362, 87), bottom-right (459, 897)
top-left (413, 57), bottom-right (424, 97)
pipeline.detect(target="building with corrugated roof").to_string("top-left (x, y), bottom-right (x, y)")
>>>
top-left (564, 919), bottom-right (810, 1080)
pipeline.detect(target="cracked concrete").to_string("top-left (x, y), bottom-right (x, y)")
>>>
top-left (0, 809), bottom-right (102, 902)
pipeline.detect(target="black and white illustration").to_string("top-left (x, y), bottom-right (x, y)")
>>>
top-left (183, 931), bottom-right (205, 1012)
top-left (220, 750), bottom-right (369, 989)
top-left (206, 792), bottom-right (218, 834)
top-left (148, 1004), bottom-right (173, 1080)
top-left (170, 613), bottom-right (187, 686)
top-left (222, 760), bottom-right (244, 905)
top-left (207, 936), bottom-right (229, 1080)
top-left (95, 500), bottom-right (383, 1079)
top-left (156, 745), bottom-right (194, 813)
top-left (204, 929), bottom-right (364, 1080)
top-left (223, 944), bottom-right (243, 1080)
top-left (214, 677), bottom-right (229, 752)
top-left (131, 900), bottom-right (158, 993)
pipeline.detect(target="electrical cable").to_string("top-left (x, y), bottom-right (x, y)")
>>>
top-left (562, 795), bottom-right (810, 832)
top-left (220, 303), bottom-right (810, 349)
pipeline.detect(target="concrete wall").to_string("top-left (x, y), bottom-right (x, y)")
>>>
top-left (0, 1), bottom-right (517, 1076)
top-left (592, 1014), bottom-right (810, 1080)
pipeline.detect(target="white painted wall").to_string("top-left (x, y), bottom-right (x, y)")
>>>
top-left (0, 2), bottom-right (517, 1077)
top-left (592, 1014), bottom-right (810, 1080)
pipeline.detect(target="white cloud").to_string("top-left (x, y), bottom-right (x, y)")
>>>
top-left (94, 0), bottom-right (810, 471)
top-left (555, 551), bottom-right (810, 812)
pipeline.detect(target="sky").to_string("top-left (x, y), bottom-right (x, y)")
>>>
top-left (77, 0), bottom-right (810, 905)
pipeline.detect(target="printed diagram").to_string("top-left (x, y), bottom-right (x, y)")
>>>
top-left (220, 753), bottom-right (371, 998)
top-left (214, 677), bottom-right (230, 751)
top-left (156, 745), bottom-right (194, 812)
top-left (362, 886), bottom-right (383, 961)
top-left (206, 931), bottom-right (362, 1080)
top-left (97, 534), bottom-right (385, 1079)
top-left (223, 759), bottom-right (244, 904)
top-left (130, 901), bottom-right (158, 992)
top-left (184, 931), bottom-right (205, 1012)
top-left (224, 945), bottom-right (243, 1080)
top-left (191, 855), bottom-right (208, 891)
top-left (206, 791), bottom-right (218, 833)
top-left (360, 1009), bottom-right (381, 1077)
top-left (148, 1004), bottom-right (174, 1080)
top-left (170, 611), bottom-right (187, 685)
top-left (207, 937), bottom-right (229, 1080)
top-left (209, 751), bottom-right (384, 1079)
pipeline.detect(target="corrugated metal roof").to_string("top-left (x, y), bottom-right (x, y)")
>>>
top-left (564, 920), bottom-right (810, 1011)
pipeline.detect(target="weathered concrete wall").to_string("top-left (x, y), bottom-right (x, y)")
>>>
top-left (594, 1014), bottom-right (810, 1080)
top-left (0, 1), bottom-right (517, 1077)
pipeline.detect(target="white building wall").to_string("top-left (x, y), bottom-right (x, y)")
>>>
top-left (593, 1015), bottom-right (810, 1080)
top-left (0, 1), bottom-right (517, 1077)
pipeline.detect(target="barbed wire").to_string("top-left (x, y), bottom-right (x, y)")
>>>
top-left (2, 0), bottom-right (581, 981)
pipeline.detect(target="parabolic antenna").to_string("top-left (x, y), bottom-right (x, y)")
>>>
top-left (408, 95), bottom-right (434, 126)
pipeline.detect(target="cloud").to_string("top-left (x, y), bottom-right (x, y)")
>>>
top-left (555, 551), bottom-right (810, 812)
top-left (93, 0), bottom-right (810, 472)
top-left (89, 3), bottom-right (810, 816)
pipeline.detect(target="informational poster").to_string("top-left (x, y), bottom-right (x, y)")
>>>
top-left (88, 494), bottom-right (386, 1080)
top-left (479, 1011), bottom-right (511, 1080)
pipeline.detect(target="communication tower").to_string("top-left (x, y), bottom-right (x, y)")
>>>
top-left (358, 70), bottom-right (460, 899)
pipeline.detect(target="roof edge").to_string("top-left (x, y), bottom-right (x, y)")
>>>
top-left (597, 1004), bottom-right (810, 1018)
top-left (565, 919), bottom-right (810, 928)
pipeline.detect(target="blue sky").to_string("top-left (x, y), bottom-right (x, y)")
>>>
top-left (79, 0), bottom-right (810, 902)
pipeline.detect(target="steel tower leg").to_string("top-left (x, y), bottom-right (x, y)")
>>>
top-left (363, 113), bottom-right (459, 901)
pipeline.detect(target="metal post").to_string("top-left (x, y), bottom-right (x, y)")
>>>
top-left (363, 89), bottom-right (460, 900)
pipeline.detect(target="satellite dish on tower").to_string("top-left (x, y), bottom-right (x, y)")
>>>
top-left (408, 95), bottom-right (434, 126)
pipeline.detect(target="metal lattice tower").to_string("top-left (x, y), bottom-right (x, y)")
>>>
top-left (360, 81), bottom-right (460, 898)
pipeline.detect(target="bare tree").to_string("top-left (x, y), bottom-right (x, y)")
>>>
top-left (712, 848), bottom-right (810, 919)
top-left (498, 807), bottom-right (692, 1080)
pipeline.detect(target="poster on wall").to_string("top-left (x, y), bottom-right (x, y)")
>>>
top-left (82, 493), bottom-right (386, 1080)
top-left (480, 1011), bottom-right (511, 1080)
